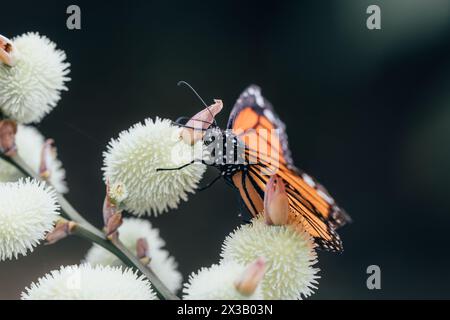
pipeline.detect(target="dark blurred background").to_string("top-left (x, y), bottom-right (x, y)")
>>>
top-left (1, 0), bottom-right (450, 299)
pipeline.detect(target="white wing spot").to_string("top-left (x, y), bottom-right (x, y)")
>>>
top-left (302, 173), bottom-right (316, 188)
top-left (255, 93), bottom-right (264, 106)
top-left (264, 109), bottom-right (276, 122)
top-left (317, 189), bottom-right (334, 205)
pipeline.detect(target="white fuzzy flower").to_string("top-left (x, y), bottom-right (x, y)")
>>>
top-left (0, 125), bottom-right (68, 193)
top-left (221, 216), bottom-right (320, 300)
top-left (0, 178), bottom-right (60, 261)
top-left (21, 264), bottom-right (157, 300)
top-left (183, 261), bottom-right (264, 300)
top-left (183, 261), bottom-right (263, 300)
top-left (0, 32), bottom-right (70, 123)
top-left (103, 117), bottom-right (206, 216)
top-left (85, 218), bottom-right (182, 293)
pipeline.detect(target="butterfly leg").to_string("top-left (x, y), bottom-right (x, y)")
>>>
top-left (221, 176), bottom-right (253, 222)
top-left (235, 188), bottom-right (252, 222)
top-left (197, 173), bottom-right (222, 191)
top-left (156, 160), bottom-right (198, 172)
top-left (238, 198), bottom-right (252, 224)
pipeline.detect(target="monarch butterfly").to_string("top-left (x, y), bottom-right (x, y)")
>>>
top-left (169, 83), bottom-right (351, 252)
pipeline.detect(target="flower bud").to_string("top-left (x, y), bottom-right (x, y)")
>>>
top-left (0, 119), bottom-right (17, 155)
top-left (108, 182), bottom-right (128, 205)
top-left (234, 257), bottom-right (266, 296)
top-left (264, 174), bottom-right (289, 226)
top-left (180, 99), bottom-right (223, 145)
top-left (136, 237), bottom-right (151, 265)
top-left (136, 237), bottom-right (149, 260)
top-left (103, 183), bottom-right (123, 238)
top-left (45, 219), bottom-right (76, 245)
top-left (39, 139), bottom-right (55, 179)
top-left (0, 35), bottom-right (15, 66)
top-left (105, 213), bottom-right (122, 239)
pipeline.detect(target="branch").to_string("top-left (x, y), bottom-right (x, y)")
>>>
top-left (0, 152), bottom-right (179, 300)
top-left (71, 223), bottom-right (178, 300)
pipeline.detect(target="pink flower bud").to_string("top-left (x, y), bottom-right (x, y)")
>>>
top-left (136, 237), bottom-right (149, 260)
top-left (234, 257), bottom-right (266, 296)
top-left (45, 220), bottom-right (77, 245)
top-left (103, 183), bottom-right (123, 237)
top-left (264, 174), bottom-right (289, 226)
top-left (104, 213), bottom-right (122, 239)
top-left (39, 139), bottom-right (55, 179)
top-left (0, 120), bottom-right (17, 156)
top-left (0, 35), bottom-right (15, 66)
top-left (180, 99), bottom-right (223, 144)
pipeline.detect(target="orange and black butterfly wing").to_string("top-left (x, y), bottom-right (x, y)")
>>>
top-left (226, 85), bottom-right (350, 252)
top-left (246, 162), bottom-right (346, 252)
top-left (227, 85), bottom-right (294, 168)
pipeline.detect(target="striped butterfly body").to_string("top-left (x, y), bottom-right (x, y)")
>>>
top-left (206, 85), bottom-right (351, 253)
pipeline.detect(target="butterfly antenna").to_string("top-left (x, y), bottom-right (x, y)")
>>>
top-left (177, 81), bottom-right (218, 127)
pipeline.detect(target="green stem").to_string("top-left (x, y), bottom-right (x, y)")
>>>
top-left (110, 236), bottom-right (177, 299)
top-left (71, 223), bottom-right (178, 300)
top-left (0, 152), bottom-right (178, 300)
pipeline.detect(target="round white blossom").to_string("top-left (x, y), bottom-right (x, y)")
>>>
top-left (0, 125), bottom-right (68, 193)
top-left (221, 216), bottom-right (320, 300)
top-left (0, 32), bottom-right (70, 123)
top-left (21, 264), bottom-right (157, 300)
top-left (183, 261), bottom-right (263, 300)
top-left (0, 178), bottom-right (60, 261)
top-left (103, 117), bottom-right (206, 216)
top-left (85, 218), bottom-right (182, 293)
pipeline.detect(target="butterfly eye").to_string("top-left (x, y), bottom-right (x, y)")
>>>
top-left (0, 35), bottom-right (15, 66)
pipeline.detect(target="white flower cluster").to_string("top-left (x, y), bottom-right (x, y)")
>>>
top-left (0, 32), bottom-right (69, 266)
top-left (0, 32), bottom-right (70, 124)
top-left (0, 179), bottom-right (60, 261)
top-left (22, 264), bottom-right (157, 300)
top-left (181, 216), bottom-right (319, 300)
top-left (183, 261), bottom-right (263, 300)
top-left (221, 216), bottom-right (320, 300)
top-left (103, 117), bottom-right (206, 216)
top-left (0, 125), bottom-right (68, 193)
